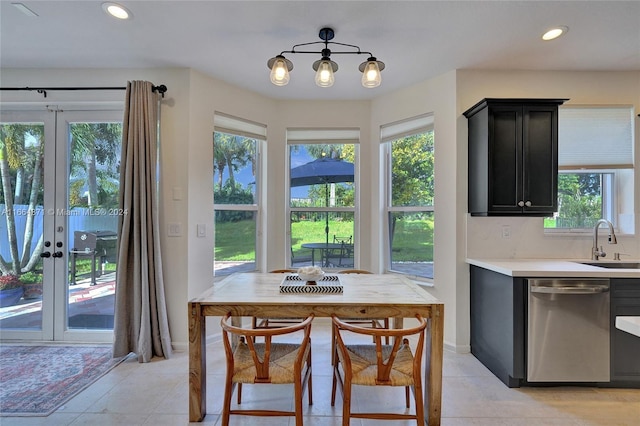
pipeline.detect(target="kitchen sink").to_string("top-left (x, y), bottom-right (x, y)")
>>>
top-left (575, 261), bottom-right (640, 269)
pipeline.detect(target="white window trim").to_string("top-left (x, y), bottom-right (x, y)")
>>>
top-left (286, 131), bottom-right (360, 269)
top-left (382, 118), bottom-right (435, 281)
top-left (213, 114), bottom-right (265, 272)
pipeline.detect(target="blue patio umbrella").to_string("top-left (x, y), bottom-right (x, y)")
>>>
top-left (290, 157), bottom-right (354, 244)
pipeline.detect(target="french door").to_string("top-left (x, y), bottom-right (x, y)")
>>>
top-left (0, 107), bottom-right (122, 342)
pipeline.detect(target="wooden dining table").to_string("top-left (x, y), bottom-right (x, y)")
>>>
top-left (188, 272), bottom-right (444, 425)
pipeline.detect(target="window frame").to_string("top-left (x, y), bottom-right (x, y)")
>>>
top-left (213, 113), bottom-right (265, 275)
top-left (545, 170), bottom-right (616, 233)
top-left (544, 105), bottom-right (634, 234)
top-left (382, 115), bottom-right (435, 281)
top-left (286, 129), bottom-right (359, 270)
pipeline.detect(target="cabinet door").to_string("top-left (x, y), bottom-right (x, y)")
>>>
top-left (488, 105), bottom-right (522, 214)
top-left (610, 279), bottom-right (640, 385)
top-left (522, 105), bottom-right (558, 214)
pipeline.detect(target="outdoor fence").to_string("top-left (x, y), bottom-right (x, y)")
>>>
top-left (0, 205), bottom-right (118, 260)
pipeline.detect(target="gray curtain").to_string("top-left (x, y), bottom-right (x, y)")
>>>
top-left (113, 80), bottom-right (172, 362)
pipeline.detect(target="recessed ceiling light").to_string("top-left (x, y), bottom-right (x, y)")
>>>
top-left (542, 26), bottom-right (568, 41)
top-left (102, 2), bottom-right (131, 20)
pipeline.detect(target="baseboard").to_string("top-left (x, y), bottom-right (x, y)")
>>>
top-left (446, 341), bottom-right (471, 354)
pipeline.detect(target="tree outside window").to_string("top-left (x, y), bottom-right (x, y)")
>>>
top-left (387, 130), bottom-right (434, 279)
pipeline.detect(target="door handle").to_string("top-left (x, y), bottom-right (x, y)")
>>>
top-left (40, 251), bottom-right (51, 258)
top-left (52, 251), bottom-right (64, 258)
top-left (531, 285), bottom-right (609, 294)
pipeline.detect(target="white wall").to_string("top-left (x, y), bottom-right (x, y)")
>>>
top-left (2, 67), bottom-right (638, 354)
top-left (459, 70), bottom-right (640, 262)
top-left (370, 71), bottom-right (466, 351)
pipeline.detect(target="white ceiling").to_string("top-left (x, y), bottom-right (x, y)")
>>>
top-left (1, 1), bottom-right (639, 101)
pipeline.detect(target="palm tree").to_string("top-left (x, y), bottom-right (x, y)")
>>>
top-left (69, 123), bottom-right (121, 208)
top-left (214, 132), bottom-right (255, 191)
top-left (0, 124), bottom-right (44, 276)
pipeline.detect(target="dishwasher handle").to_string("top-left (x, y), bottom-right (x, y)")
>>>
top-left (530, 285), bottom-right (609, 295)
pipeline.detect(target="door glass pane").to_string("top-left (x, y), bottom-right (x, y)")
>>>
top-left (66, 121), bottom-right (121, 330)
top-left (0, 122), bottom-right (45, 330)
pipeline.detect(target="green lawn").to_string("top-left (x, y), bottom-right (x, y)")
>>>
top-left (215, 218), bottom-right (434, 262)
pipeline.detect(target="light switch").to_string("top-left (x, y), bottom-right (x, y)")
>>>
top-left (172, 187), bottom-right (183, 201)
top-left (168, 222), bottom-right (182, 237)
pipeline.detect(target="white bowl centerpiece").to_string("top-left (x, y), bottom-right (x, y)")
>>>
top-left (297, 266), bottom-right (325, 284)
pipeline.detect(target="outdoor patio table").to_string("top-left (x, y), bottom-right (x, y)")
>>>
top-left (301, 242), bottom-right (351, 267)
top-left (188, 272), bottom-right (444, 425)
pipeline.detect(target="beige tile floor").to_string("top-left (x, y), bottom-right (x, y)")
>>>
top-left (2, 317), bottom-right (639, 426)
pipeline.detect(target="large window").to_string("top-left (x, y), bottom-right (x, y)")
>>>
top-left (213, 113), bottom-right (264, 276)
top-left (383, 114), bottom-right (435, 280)
top-left (288, 129), bottom-right (358, 270)
top-left (545, 106), bottom-right (634, 232)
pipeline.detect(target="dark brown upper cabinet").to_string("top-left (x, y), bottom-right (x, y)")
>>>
top-left (464, 98), bottom-right (568, 216)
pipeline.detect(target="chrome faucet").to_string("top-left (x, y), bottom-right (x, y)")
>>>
top-left (592, 219), bottom-right (617, 260)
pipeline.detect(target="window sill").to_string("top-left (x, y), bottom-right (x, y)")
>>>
top-left (387, 269), bottom-right (434, 287)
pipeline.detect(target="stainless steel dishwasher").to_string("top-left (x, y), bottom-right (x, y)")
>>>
top-left (527, 278), bottom-right (610, 383)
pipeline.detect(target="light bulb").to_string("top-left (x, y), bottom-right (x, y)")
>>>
top-left (314, 60), bottom-right (335, 87)
top-left (361, 61), bottom-right (381, 88)
top-left (270, 57), bottom-right (290, 86)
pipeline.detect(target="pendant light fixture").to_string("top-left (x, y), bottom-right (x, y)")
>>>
top-left (267, 27), bottom-right (385, 89)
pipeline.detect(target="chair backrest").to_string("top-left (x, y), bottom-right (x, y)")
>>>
top-left (333, 235), bottom-right (353, 245)
top-left (332, 314), bottom-right (426, 384)
top-left (338, 269), bottom-right (372, 274)
top-left (220, 313), bottom-right (314, 382)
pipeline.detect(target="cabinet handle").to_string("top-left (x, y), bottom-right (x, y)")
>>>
top-left (518, 201), bottom-right (525, 207)
top-left (525, 201), bottom-right (532, 207)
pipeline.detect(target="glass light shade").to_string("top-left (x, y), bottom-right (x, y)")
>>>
top-left (270, 57), bottom-right (290, 86)
top-left (361, 61), bottom-right (381, 88)
top-left (314, 60), bottom-right (335, 87)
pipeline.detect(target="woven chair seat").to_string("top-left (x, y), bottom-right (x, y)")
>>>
top-left (233, 342), bottom-right (311, 384)
top-left (338, 343), bottom-right (415, 386)
top-left (220, 313), bottom-right (314, 426)
top-left (331, 314), bottom-right (428, 425)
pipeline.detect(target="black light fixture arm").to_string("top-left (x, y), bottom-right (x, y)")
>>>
top-left (281, 46), bottom-right (373, 56)
top-left (267, 27), bottom-right (384, 88)
top-left (283, 31), bottom-right (372, 57)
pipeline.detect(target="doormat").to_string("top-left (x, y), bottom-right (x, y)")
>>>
top-left (68, 314), bottom-right (114, 329)
top-left (0, 345), bottom-right (126, 416)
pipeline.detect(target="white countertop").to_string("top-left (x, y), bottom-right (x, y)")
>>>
top-left (466, 258), bottom-right (640, 278)
top-left (616, 316), bottom-right (640, 337)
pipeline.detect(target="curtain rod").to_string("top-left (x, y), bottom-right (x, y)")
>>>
top-left (0, 84), bottom-right (167, 99)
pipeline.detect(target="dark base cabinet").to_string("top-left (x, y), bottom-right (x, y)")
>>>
top-left (609, 279), bottom-right (640, 386)
top-left (470, 266), bottom-right (525, 387)
top-left (470, 267), bottom-right (640, 389)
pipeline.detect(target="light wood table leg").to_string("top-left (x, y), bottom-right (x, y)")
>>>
top-left (424, 305), bottom-right (444, 425)
top-left (189, 302), bottom-right (206, 421)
